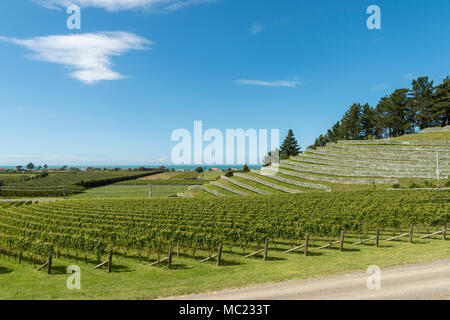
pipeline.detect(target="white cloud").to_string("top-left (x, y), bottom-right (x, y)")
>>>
top-left (32, 0), bottom-right (217, 12)
top-left (235, 79), bottom-right (302, 88)
top-left (0, 32), bottom-right (152, 84)
top-left (250, 23), bottom-right (263, 35)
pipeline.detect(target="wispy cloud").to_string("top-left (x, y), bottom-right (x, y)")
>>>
top-left (0, 32), bottom-right (152, 84)
top-left (250, 23), bottom-right (263, 35)
top-left (370, 83), bottom-right (388, 91)
top-left (235, 79), bottom-right (302, 88)
top-left (32, 0), bottom-right (218, 12)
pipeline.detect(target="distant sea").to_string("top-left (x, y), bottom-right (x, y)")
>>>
top-left (1, 164), bottom-right (261, 171)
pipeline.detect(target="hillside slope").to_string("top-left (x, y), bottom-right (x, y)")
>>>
top-left (185, 127), bottom-right (450, 197)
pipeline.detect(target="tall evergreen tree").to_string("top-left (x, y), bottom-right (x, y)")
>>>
top-left (376, 89), bottom-right (411, 137)
top-left (280, 129), bottom-right (301, 159)
top-left (433, 76), bottom-right (450, 126)
top-left (360, 104), bottom-right (376, 139)
top-left (340, 103), bottom-right (363, 139)
top-left (409, 76), bottom-right (435, 129)
top-left (310, 75), bottom-right (449, 148)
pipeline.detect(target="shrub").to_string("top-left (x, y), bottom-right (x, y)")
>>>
top-left (242, 164), bottom-right (250, 173)
top-left (424, 180), bottom-right (433, 188)
top-left (392, 183), bottom-right (400, 189)
top-left (224, 170), bottom-right (234, 177)
top-left (445, 181), bottom-right (450, 188)
top-left (409, 182), bottom-right (420, 189)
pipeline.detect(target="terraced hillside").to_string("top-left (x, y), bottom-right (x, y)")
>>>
top-left (185, 128), bottom-right (450, 197)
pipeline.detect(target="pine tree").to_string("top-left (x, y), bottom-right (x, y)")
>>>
top-left (433, 76), bottom-right (450, 126)
top-left (409, 76), bottom-right (435, 129)
top-left (340, 103), bottom-right (363, 139)
top-left (280, 130), bottom-right (301, 159)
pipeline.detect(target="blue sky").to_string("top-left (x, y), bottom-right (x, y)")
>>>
top-left (0, 0), bottom-right (449, 166)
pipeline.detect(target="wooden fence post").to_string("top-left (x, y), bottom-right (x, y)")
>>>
top-left (217, 243), bottom-right (223, 266)
top-left (339, 230), bottom-right (345, 252)
top-left (376, 228), bottom-right (380, 248)
top-left (263, 239), bottom-right (269, 261)
top-left (47, 251), bottom-right (53, 275)
top-left (304, 233), bottom-right (309, 256)
top-left (107, 249), bottom-right (112, 273)
top-left (168, 247), bottom-right (173, 269)
top-left (409, 224), bottom-right (414, 244)
top-left (177, 244), bottom-right (180, 257)
top-left (443, 223), bottom-right (447, 241)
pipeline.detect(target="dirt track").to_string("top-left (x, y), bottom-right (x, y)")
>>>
top-left (165, 259), bottom-right (450, 300)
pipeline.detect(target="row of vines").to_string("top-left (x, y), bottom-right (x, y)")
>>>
top-left (0, 190), bottom-right (448, 265)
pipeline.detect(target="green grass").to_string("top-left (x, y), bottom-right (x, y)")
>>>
top-left (116, 179), bottom-right (210, 185)
top-left (1, 171), bottom-right (157, 188)
top-left (230, 176), bottom-right (285, 193)
top-left (246, 172), bottom-right (316, 193)
top-left (1, 234), bottom-right (449, 299)
top-left (203, 184), bottom-right (235, 196)
top-left (69, 185), bottom-right (188, 199)
top-left (201, 171), bottom-right (222, 181)
top-left (389, 131), bottom-right (450, 141)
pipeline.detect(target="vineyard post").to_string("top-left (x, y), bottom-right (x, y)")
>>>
top-left (148, 184), bottom-right (152, 198)
top-left (107, 249), bottom-right (112, 273)
top-left (339, 230), bottom-right (345, 252)
top-left (263, 239), bottom-right (269, 261)
top-left (376, 228), bottom-right (380, 247)
top-left (217, 243), bottom-right (223, 266)
top-left (168, 247), bottom-right (173, 269)
top-left (177, 244), bottom-right (180, 257)
top-left (47, 251), bottom-right (53, 275)
top-left (304, 234), bottom-right (309, 256)
top-left (409, 224), bottom-right (413, 244)
top-left (443, 223), bottom-right (447, 241)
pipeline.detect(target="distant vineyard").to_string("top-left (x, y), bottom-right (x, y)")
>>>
top-left (0, 190), bottom-right (448, 264)
top-left (0, 170), bottom-right (162, 197)
top-left (170, 172), bottom-right (201, 180)
top-left (117, 179), bottom-right (210, 186)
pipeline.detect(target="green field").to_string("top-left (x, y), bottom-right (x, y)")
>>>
top-left (0, 171), bottom-right (161, 198)
top-left (69, 185), bottom-right (188, 199)
top-left (117, 179), bottom-right (210, 185)
top-left (0, 232), bottom-right (449, 299)
top-left (0, 190), bottom-right (448, 299)
top-left (390, 130), bottom-right (450, 141)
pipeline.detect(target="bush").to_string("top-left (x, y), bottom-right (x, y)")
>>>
top-left (39, 172), bottom-right (49, 178)
top-left (242, 164), bottom-right (250, 173)
top-left (445, 181), bottom-right (450, 188)
top-left (409, 182), bottom-right (420, 189)
top-left (392, 183), bottom-right (400, 189)
top-left (195, 167), bottom-right (204, 173)
top-left (224, 170), bottom-right (234, 177)
top-left (424, 180), bottom-right (433, 188)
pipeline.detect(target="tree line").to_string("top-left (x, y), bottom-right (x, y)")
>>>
top-left (311, 76), bottom-right (450, 148)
